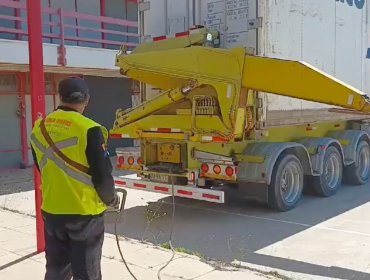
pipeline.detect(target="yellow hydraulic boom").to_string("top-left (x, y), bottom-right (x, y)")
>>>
top-left (112, 29), bottom-right (370, 139)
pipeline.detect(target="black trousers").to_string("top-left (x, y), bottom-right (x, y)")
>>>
top-left (42, 212), bottom-right (105, 280)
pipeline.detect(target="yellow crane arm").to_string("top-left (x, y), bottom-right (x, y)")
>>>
top-left (114, 46), bottom-right (370, 132)
top-left (130, 27), bottom-right (219, 54)
top-left (242, 55), bottom-right (370, 113)
top-left (114, 82), bottom-right (197, 129)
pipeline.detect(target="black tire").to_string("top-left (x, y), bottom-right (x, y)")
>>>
top-left (344, 140), bottom-right (370, 185)
top-left (312, 146), bottom-right (343, 197)
top-left (268, 154), bottom-right (304, 212)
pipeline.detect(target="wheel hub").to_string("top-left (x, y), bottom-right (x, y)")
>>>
top-left (279, 162), bottom-right (301, 204)
top-left (324, 154), bottom-right (341, 189)
top-left (358, 145), bottom-right (370, 179)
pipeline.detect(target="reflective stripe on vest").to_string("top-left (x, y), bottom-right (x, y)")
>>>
top-left (30, 134), bottom-right (93, 187)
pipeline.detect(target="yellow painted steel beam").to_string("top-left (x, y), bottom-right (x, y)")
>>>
top-left (116, 46), bottom-right (246, 129)
top-left (117, 47), bottom-right (370, 112)
top-left (139, 132), bottom-right (187, 140)
top-left (110, 115), bottom-right (230, 138)
top-left (116, 46), bottom-right (245, 89)
top-left (114, 82), bottom-right (197, 128)
top-left (242, 56), bottom-right (370, 112)
top-left (131, 28), bottom-right (219, 54)
top-left (115, 45), bottom-right (370, 141)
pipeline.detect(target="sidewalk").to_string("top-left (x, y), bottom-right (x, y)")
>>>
top-left (0, 209), bottom-right (273, 280)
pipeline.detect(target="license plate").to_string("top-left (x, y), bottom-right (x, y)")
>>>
top-left (157, 143), bottom-right (181, 163)
top-left (150, 173), bottom-right (169, 183)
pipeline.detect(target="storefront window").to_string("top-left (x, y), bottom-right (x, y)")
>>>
top-left (0, 74), bottom-right (18, 93)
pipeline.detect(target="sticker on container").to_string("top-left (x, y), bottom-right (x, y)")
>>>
top-left (227, 84), bottom-right (233, 99)
top-left (347, 94), bottom-right (354, 105)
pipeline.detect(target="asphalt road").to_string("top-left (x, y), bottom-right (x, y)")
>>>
top-left (0, 169), bottom-right (34, 195)
top-left (2, 168), bottom-right (370, 279)
top-left (105, 182), bottom-right (370, 280)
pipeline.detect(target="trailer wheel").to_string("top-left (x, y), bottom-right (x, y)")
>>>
top-left (312, 146), bottom-right (343, 197)
top-left (344, 140), bottom-right (370, 185)
top-left (268, 154), bottom-right (303, 211)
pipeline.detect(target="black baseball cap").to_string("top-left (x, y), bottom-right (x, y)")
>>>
top-left (58, 77), bottom-right (90, 104)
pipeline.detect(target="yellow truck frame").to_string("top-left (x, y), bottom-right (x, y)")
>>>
top-left (111, 27), bottom-right (370, 211)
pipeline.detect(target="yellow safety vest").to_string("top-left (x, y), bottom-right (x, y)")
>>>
top-left (30, 109), bottom-right (108, 215)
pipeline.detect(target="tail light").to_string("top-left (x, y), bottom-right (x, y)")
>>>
top-left (213, 165), bottom-right (221, 174)
top-left (225, 166), bottom-right (234, 177)
top-left (137, 157), bottom-right (144, 165)
top-left (201, 163), bottom-right (209, 173)
top-left (128, 156), bottom-right (134, 165)
top-left (117, 156), bottom-right (124, 165)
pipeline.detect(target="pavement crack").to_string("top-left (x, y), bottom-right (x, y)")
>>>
top-left (231, 261), bottom-right (295, 280)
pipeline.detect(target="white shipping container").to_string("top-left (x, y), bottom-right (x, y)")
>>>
top-left (142, 0), bottom-right (370, 127)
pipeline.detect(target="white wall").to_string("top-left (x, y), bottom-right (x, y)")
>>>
top-left (0, 39), bottom-right (120, 70)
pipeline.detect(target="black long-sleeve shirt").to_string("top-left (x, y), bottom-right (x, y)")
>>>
top-left (32, 106), bottom-right (116, 209)
top-left (85, 126), bottom-right (115, 205)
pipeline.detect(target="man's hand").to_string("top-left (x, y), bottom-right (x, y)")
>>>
top-left (108, 193), bottom-right (120, 210)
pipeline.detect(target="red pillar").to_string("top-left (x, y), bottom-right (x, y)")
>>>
top-left (27, 0), bottom-right (46, 253)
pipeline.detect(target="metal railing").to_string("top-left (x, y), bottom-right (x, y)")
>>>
top-left (0, 0), bottom-right (139, 55)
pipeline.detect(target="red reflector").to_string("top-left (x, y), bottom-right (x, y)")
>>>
top-left (118, 156), bottom-right (124, 164)
top-left (202, 193), bottom-right (220, 200)
top-left (212, 136), bottom-right (228, 143)
top-left (201, 163), bottom-right (209, 173)
top-left (225, 166), bottom-right (234, 177)
top-left (153, 35), bottom-right (166, 41)
top-left (110, 134), bottom-right (121, 139)
top-left (128, 156), bottom-right (134, 165)
top-left (137, 157), bottom-right (144, 165)
top-left (115, 180), bottom-right (126, 186)
top-left (175, 31), bottom-right (189, 37)
top-left (178, 190), bottom-right (192, 196)
top-left (154, 186), bottom-right (169, 192)
top-left (134, 183), bottom-right (146, 188)
top-left (213, 165), bottom-right (221, 174)
top-left (157, 128), bottom-right (172, 133)
top-left (235, 166), bottom-right (239, 174)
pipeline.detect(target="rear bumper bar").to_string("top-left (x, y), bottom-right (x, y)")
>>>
top-left (114, 174), bottom-right (224, 203)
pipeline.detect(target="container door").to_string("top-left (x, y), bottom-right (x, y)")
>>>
top-left (200, 0), bottom-right (258, 51)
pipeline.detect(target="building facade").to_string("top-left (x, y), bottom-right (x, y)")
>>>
top-left (0, 0), bottom-right (139, 168)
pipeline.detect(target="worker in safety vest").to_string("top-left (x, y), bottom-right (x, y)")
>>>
top-left (30, 77), bottom-right (119, 280)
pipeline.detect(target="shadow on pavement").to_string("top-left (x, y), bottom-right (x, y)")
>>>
top-left (105, 182), bottom-right (370, 279)
top-left (244, 253), bottom-right (370, 280)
